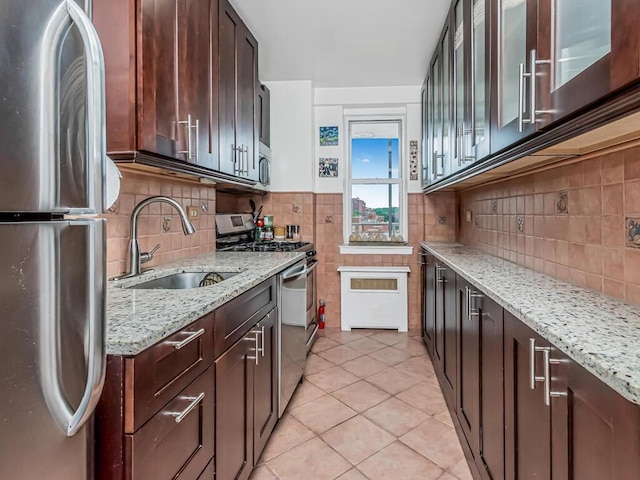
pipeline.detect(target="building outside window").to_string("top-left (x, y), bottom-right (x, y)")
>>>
top-left (345, 119), bottom-right (406, 244)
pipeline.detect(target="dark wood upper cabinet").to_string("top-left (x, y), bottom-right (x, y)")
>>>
top-left (95, 0), bottom-right (213, 166)
top-left (257, 83), bottom-right (271, 148)
top-left (489, 0), bottom-right (541, 155)
top-left (218, 0), bottom-right (259, 180)
top-left (420, 74), bottom-right (431, 187)
top-left (535, 0), bottom-right (640, 127)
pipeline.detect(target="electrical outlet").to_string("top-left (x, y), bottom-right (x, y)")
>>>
top-left (187, 206), bottom-right (200, 219)
top-left (465, 210), bottom-right (473, 223)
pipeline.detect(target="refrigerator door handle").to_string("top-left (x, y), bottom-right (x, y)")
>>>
top-left (41, 220), bottom-right (107, 437)
top-left (63, 0), bottom-right (107, 214)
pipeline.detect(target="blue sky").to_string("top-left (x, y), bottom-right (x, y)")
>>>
top-left (352, 138), bottom-right (399, 179)
top-left (351, 138), bottom-right (399, 209)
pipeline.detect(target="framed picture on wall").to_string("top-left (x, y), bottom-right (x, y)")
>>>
top-left (319, 157), bottom-right (339, 177)
top-left (319, 126), bottom-right (339, 146)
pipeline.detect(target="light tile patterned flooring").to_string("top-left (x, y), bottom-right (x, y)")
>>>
top-left (250, 329), bottom-right (473, 480)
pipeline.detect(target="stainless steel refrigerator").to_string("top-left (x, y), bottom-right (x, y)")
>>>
top-left (0, 0), bottom-right (107, 478)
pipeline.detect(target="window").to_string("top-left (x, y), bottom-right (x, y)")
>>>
top-left (345, 119), bottom-right (406, 245)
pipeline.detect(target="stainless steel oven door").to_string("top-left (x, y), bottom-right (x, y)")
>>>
top-left (278, 260), bottom-right (308, 417)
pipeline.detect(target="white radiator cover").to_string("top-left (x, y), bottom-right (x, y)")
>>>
top-left (338, 266), bottom-right (410, 332)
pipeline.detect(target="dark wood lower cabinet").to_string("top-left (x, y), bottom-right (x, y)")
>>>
top-left (127, 366), bottom-right (215, 480)
top-left (253, 310), bottom-right (278, 461)
top-left (477, 293), bottom-right (504, 480)
top-left (422, 257), bottom-right (640, 480)
top-left (456, 277), bottom-right (504, 480)
top-left (214, 330), bottom-right (254, 480)
top-left (442, 265), bottom-right (458, 404)
top-left (421, 251), bottom-right (435, 355)
top-left (504, 312), bottom-right (552, 480)
top-left (551, 347), bottom-right (640, 479)
top-left (215, 307), bottom-right (277, 480)
top-left (433, 260), bottom-right (457, 404)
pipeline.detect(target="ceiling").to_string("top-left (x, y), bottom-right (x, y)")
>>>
top-left (229, 0), bottom-right (451, 88)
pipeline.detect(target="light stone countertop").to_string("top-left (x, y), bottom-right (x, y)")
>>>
top-left (106, 251), bottom-right (305, 355)
top-left (421, 241), bottom-right (640, 405)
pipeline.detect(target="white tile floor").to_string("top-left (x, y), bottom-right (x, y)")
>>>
top-left (250, 329), bottom-right (473, 480)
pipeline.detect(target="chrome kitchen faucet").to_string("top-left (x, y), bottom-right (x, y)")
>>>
top-left (124, 196), bottom-right (196, 277)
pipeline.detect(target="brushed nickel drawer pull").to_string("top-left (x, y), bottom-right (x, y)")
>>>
top-left (169, 392), bottom-right (205, 423)
top-left (167, 328), bottom-right (205, 350)
top-left (529, 338), bottom-right (546, 390)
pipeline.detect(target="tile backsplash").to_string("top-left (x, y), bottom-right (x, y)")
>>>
top-left (458, 145), bottom-right (640, 304)
top-left (104, 171), bottom-right (216, 278)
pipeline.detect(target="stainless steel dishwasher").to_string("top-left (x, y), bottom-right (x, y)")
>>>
top-left (277, 259), bottom-right (308, 417)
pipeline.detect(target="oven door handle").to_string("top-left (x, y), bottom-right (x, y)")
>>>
top-left (306, 259), bottom-right (319, 273)
top-left (282, 263), bottom-right (308, 280)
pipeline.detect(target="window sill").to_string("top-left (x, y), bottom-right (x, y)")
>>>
top-left (339, 244), bottom-right (414, 255)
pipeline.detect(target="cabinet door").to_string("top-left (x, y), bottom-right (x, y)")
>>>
top-left (139, 0), bottom-right (180, 158)
top-left (442, 265), bottom-right (458, 403)
top-left (218, 0), bottom-right (240, 176)
top-left (538, 0), bottom-right (640, 125)
top-left (504, 312), bottom-right (551, 479)
top-left (456, 278), bottom-right (480, 453)
top-left (441, 24), bottom-right (453, 178)
top-left (434, 261), bottom-right (445, 367)
top-left (468, 0), bottom-right (490, 161)
top-left (550, 350), bottom-right (640, 479)
top-left (237, 28), bottom-right (259, 181)
top-left (451, 0), bottom-right (471, 173)
top-left (215, 332), bottom-right (255, 480)
top-left (431, 50), bottom-right (445, 183)
top-left (420, 74), bottom-right (431, 187)
top-left (490, 0), bottom-right (540, 154)
top-left (257, 84), bottom-right (270, 148)
top-left (421, 253), bottom-right (436, 354)
top-left (478, 292), bottom-right (504, 480)
top-left (253, 310), bottom-right (278, 462)
top-left (177, 0), bottom-right (213, 168)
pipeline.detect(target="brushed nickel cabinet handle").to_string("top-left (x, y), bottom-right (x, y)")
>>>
top-left (169, 392), bottom-right (205, 423)
top-left (166, 328), bottom-right (205, 350)
top-left (529, 338), bottom-right (546, 390)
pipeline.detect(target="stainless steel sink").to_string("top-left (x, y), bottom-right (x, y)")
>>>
top-left (127, 271), bottom-right (239, 290)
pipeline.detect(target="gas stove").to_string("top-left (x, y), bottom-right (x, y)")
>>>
top-left (216, 213), bottom-right (316, 257)
top-left (220, 240), bottom-right (311, 253)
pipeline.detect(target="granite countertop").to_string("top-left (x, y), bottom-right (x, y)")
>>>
top-left (106, 251), bottom-right (305, 355)
top-left (421, 241), bottom-right (640, 406)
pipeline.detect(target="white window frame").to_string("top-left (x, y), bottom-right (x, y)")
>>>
top-left (342, 115), bottom-right (410, 253)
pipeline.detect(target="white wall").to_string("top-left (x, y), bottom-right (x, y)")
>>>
top-left (313, 86), bottom-right (423, 194)
top-left (264, 80), bottom-right (314, 192)
top-left (266, 83), bottom-right (423, 194)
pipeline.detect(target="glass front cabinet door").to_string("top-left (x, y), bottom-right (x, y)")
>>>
top-left (451, 0), bottom-right (470, 174)
top-left (421, 73), bottom-right (432, 187)
top-left (469, 0), bottom-right (490, 161)
top-left (490, 0), bottom-right (540, 154)
top-left (537, 0), bottom-right (640, 125)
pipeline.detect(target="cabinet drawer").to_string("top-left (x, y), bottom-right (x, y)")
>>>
top-left (126, 365), bottom-right (215, 480)
top-left (214, 277), bottom-right (276, 357)
top-left (125, 313), bottom-right (215, 432)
